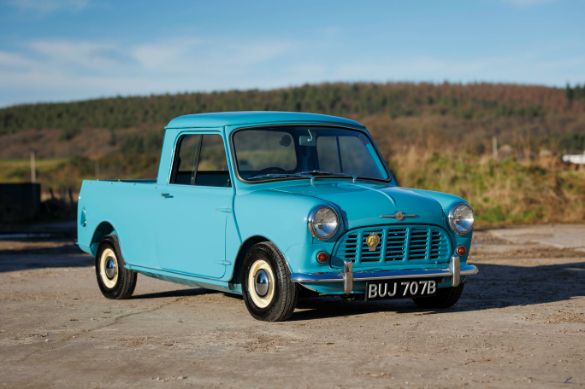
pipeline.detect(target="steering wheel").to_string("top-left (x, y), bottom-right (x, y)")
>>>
top-left (257, 167), bottom-right (287, 175)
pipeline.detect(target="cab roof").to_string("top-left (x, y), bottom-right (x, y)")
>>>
top-left (165, 111), bottom-right (366, 131)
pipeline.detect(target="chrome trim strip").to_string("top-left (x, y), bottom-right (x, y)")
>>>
top-left (290, 263), bottom-right (478, 284)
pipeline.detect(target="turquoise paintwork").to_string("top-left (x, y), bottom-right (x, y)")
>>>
top-left (77, 111), bottom-right (474, 296)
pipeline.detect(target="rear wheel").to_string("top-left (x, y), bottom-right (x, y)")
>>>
top-left (96, 237), bottom-right (137, 299)
top-left (242, 242), bottom-right (297, 321)
top-left (412, 284), bottom-right (464, 309)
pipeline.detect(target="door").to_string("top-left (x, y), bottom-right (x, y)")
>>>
top-left (156, 132), bottom-right (233, 279)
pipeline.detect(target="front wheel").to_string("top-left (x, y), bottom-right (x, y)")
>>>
top-left (412, 284), bottom-right (464, 309)
top-left (96, 237), bottom-right (137, 299)
top-left (242, 242), bottom-right (298, 321)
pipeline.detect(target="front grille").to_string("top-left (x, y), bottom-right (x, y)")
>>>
top-left (336, 225), bottom-right (451, 264)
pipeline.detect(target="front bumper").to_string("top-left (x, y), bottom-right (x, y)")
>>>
top-left (291, 256), bottom-right (478, 294)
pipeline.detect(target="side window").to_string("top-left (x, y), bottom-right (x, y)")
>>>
top-left (170, 134), bottom-right (230, 187)
top-left (196, 135), bottom-right (230, 186)
top-left (173, 135), bottom-right (201, 184)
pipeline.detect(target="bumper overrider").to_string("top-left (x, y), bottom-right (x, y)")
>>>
top-left (291, 256), bottom-right (478, 294)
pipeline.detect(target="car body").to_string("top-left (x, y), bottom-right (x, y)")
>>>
top-left (77, 111), bottom-right (478, 321)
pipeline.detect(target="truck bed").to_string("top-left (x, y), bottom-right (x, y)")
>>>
top-left (77, 179), bottom-right (160, 268)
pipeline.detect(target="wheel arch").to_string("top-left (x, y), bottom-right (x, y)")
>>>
top-left (229, 235), bottom-right (291, 285)
top-left (90, 221), bottom-right (117, 256)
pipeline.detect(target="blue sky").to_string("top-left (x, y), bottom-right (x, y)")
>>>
top-left (0, 0), bottom-right (583, 107)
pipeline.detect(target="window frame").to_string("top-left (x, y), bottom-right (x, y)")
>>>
top-left (169, 131), bottom-right (232, 188)
top-left (229, 124), bottom-right (393, 184)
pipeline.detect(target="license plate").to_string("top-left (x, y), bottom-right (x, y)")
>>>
top-left (365, 279), bottom-right (438, 300)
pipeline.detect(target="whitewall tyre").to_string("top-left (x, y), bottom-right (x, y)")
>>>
top-left (95, 237), bottom-right (137, 299)
top-left (242, 242), bottom-right (297, 322)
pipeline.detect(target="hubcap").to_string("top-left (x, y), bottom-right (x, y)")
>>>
top-left (105, 256), bottom-right (117, 279)
top-left (254, 269), bottom-right (270, 297)
top-left (247, 259), bottom-right (275, 309)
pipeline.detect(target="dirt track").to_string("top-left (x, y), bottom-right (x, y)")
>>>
top-left (1, 226), bottom-right (584, 388)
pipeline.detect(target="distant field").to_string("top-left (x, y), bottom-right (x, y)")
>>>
top-left (0, 158), bottom-right (67, 183)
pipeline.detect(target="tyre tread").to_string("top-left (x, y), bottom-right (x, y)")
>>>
top-left (96, 236), bottom-right (137, 299)
top-left (242, 242), bottom-right (297, 322)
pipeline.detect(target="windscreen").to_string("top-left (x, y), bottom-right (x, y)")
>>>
top-left (233, 126), bottom-right (389, 182)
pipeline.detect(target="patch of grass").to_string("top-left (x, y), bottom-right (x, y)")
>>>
top-left (392, 150), bottom-right (585, 226)
top-left (0, 158), bottom-right (68, 182)
top-left (1, 151), bottom-right (584, 227)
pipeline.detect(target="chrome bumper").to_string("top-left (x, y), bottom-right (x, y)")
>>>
top-left (291, 256), bottom-right (478, 294)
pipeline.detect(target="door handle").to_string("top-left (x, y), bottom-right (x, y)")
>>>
top-left (161, 192), bottom-right (174, 199)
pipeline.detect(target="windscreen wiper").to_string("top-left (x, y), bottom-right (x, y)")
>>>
top-left (297, 170), bottom-right (354, 178)
top-left (248, 171), bottom-right (390, 183)
top-left (299, 170), bottom-right (389, 183)
top-left (353, 176), bottom-right (390, 183)
top-left (249, 171), bottom-right (342, 180)
top-left (247, 172), bottom-right (319, 181)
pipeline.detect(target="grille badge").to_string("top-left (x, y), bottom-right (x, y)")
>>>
top-left (366, 233), bottom-right (381, 251)
top-left (380, 211), bottom-right (417, 221)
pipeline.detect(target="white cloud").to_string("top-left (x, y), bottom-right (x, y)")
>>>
top-left (27, 40), bottom-right (129, 71)
top-left (129, 37), bottom-right (296, 74)
top-left (0, 34), bottom-right (584, 107)
top-left (5, 0), bottom-right (90, 13)
top-left (329, 52), bottom-right (585, 86)
top-left (500, 0), bottom-right (557, 7)
top-left (131, 38), bottom-right (202, 71)
top-left (0, 50), bottom-right (34, 68)
top-left (0, 36), bottom-right (300, 106)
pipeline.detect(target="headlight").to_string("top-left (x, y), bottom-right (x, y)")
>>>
top-left (308, 206), bottom-right (340, 240)
top-left (448, 203), bottom-right (474, 235)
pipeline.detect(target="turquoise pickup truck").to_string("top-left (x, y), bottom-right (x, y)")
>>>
top-left (77, 112), bottom-right (478, 321)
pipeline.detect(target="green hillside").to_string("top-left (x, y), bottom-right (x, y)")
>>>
top-left (1, 82), bottom-right (584, 226)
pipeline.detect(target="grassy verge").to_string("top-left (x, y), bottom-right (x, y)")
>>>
top-left (1, 153), bottom-right (583, 227)
top-left (0, 158), bottom-right (68, 183)
top-left (391, 150), bottom-right (585, 227)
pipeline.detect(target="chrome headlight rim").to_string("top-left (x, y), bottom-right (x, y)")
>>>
top-left (448, 202), bottom-right (475, 236)
top-left (308, 205), bottom-right (341, 241)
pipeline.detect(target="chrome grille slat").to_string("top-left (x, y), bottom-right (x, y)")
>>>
top-left (336, 225), bottom-right (451, 265)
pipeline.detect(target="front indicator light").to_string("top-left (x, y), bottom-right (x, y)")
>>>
top-left (456, 246), bottom-right (466, 256)
top-left (316, 251), bottom-right (329, 264)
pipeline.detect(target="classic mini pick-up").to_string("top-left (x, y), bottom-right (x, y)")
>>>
top-left (77, 112), bottom-right (478, 321)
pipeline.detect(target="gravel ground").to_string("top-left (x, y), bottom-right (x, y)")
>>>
top-left (0, 226), bottom-right (584, 388)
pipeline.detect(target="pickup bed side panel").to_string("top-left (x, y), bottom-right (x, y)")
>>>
top-left (78, 180), bottom-right (159, 268)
